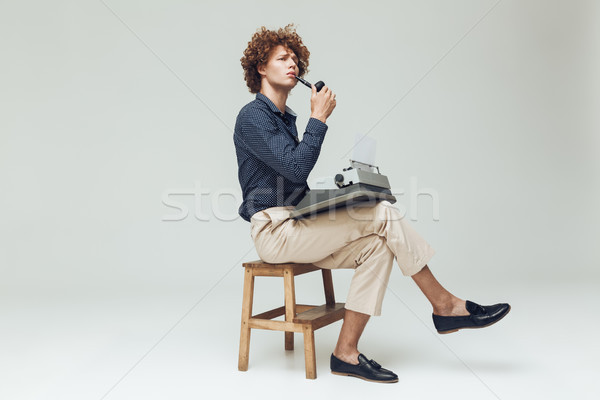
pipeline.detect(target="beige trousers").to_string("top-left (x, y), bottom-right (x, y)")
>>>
top-left (250, 201), bottom-right (435, 316)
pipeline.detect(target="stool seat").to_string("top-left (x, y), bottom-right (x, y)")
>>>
top-left (238, 260), bottom-right (345, 379)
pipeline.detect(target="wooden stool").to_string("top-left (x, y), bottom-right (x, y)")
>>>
top-left (238, 260), bottom-right (346, 379)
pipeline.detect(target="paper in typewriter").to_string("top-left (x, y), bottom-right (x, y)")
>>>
top-left (352, 134), bottom-right (377, 171)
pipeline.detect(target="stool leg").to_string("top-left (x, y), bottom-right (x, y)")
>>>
top-left (302, 324), bottom-right (317, 379)
top-left (283, 268), bottom-right (297, 351)
top-left (321, 269), bottom-right (336, 306)
top-left (238, 267), bottom-right (254, 371)
top-left (285, 332), bottom-right (294, 351)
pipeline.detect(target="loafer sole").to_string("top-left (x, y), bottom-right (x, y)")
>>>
top-left (331, 370), bottom-right (399, 383)
top-left (436, 305), bottom-right (511, 334)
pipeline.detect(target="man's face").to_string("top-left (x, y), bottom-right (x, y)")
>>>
top-left (258, 45), bottom-right (299, 92)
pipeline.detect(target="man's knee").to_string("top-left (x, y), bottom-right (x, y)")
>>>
top-left (355, 235), bottom-right (393, 267)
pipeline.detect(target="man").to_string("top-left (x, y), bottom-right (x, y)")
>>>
top-left (234, 25), bottom-right (510, 383)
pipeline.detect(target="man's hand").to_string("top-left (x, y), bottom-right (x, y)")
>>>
top-left (310, 84), bottom-right (336, 124)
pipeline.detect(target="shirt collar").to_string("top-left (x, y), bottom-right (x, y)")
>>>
top-left (256, 93), bottom-right (297, 119)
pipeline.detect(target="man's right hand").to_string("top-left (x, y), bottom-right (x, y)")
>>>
top-left (310, 84), bottom-right (336, 124)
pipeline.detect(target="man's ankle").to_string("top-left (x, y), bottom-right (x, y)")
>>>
top-left (333, 349), bottom-right (360, 365)
top-left (433, 298), bottom-right (467, 316)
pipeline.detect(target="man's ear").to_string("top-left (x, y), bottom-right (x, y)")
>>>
top-left (257, 63), bottom-right (266, 77)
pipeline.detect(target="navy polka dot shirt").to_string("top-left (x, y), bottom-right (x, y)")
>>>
top-left (234, 93), bottom-right (328, 222)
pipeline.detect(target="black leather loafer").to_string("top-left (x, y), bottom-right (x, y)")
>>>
top-left (432, 300), bottom-right (511, 334)
top-left (330, 353), bottom-right (398, 383)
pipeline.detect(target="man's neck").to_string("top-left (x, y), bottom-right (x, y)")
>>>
top-left (260, 84), bottom-right (289, 114)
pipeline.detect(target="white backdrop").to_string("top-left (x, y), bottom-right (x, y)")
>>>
top-left (1, 0), bottom-right (597, 292)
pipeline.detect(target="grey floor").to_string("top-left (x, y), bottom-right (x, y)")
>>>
top-left (2, 272), bottom-right (599, 400)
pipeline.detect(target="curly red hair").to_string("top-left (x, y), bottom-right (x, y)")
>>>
top-left (241, 24), bottom-right (310, 94)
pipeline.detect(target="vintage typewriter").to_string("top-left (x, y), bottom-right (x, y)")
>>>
top-left (290, 160), bottom-right (397, 219)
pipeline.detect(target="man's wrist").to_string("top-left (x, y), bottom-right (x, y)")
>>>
top-left (310, 113), bottom-right (327, 124)
top-left (306, 117), bottom-right (328, 137)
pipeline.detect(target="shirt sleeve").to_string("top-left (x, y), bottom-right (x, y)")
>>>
top-left (236, 107), bottom-right (328, 183)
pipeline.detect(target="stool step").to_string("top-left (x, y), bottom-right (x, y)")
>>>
top-left (293, 303), bottom-right (345, 330)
